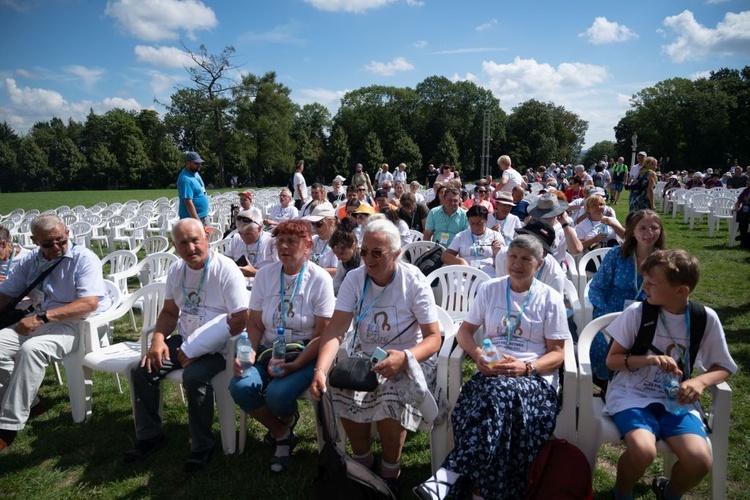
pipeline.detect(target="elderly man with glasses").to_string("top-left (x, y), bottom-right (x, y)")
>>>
top-left (0, 214), bottom-right (109, 451)
top-left (264, 188), bottom-right (299, 228)
top-left (224, 210), bottom-right (277, 279)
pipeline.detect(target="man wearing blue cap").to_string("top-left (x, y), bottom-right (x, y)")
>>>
top-left (178, 152), bottom-right (210, 224)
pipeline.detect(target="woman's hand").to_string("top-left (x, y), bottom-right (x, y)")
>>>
top-left (491, 238), bottom-right (502, 256)
top-left (233, 357), bottom-right (243, 377)
top-left (496, 354), bottom-right (525, 377)
top-left (267, 360), bottom-right (290, 378)
top-left (310, 368), bottom-right (327, 401)
top-left (650, 354), bottom-right (682, 377)
top-left (372, 350), bottom-right (407, 380)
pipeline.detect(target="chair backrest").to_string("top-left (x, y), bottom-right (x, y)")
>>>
top-left (435, 306), bottom-right (454, 339)
top-left (401, 240), bottom-right (437, 263)
top-left (424, 265), bottom-right (491, 321)
top-left (407, 229), bottom-right (424, 242)
top-left (140, 236), bottom-right (170, 254)
top-left (710, 196), bottom-right (736, 216)
top-left (101, 250), bottom-right (138, 275)
top-left (576, 247), bottom-right (609, 281)
top-left (137, 252), bottom-right (178, 287)
top-left (210, 237), bottom-right (233, 254)
top-left (577, 313), bottom-right (619, 376)
top-left (102, 279), bottom-right (122, 310)
top-left (206, 226), bottom-right (223, 244)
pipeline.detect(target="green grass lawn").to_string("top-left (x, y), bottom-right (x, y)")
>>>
top-left (0, 192), bottom-right (748, 499)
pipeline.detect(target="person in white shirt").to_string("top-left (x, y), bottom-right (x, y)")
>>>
top-left (488, 191), bottom-right (523, 245)
top-left (0, 227), bottom-right (29, 282)
top-left (237, 190), bottom-right (263, 222)
top-left (224, 210), bottom-right (277, 278)
top-left (410, 181), bottom-right (426, 205)
top-left (302, 203), bottom-right (339, 276)
top-left (293, 160), bottom-right (308, 210)
top-left (265, 188), bottom-right (299, 228)
top-left (574, 195), bottom-right (623, 253)
top-left (299, 183), bottom-right (326, 218)
top-left (375, 163), bottom-right (394, 188)
top-left (497, 155), bottom-right (527, 193)
top-left (443, 205), bottom-right (502, 276)
top-left (394, 163), bottom-right (408, 184)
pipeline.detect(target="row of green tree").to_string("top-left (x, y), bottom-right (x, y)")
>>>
top-left (583, 66), bottom-right (750, 171)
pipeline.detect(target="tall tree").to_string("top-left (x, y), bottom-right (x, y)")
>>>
top-left (436, 131), bottom-right (459, 168)
top-left (292, 103), bottom-right (332, 183)
top-left (234, 71), bottom-right (295, 186)
top-left (183, 44), bottom-right (239, 187)
top-left (326, 125), bottom-right (351, 179)
top-left (389, 131), bottom-right (421, 181)
top-left (363, 132), bottom-right (385, 173)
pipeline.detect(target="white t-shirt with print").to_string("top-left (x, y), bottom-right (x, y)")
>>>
top-left (494, 249), bottom-right (565, 295)
top-left (448, 227), bottom-right (502, 274)
top-left (464, 276), bottom-right (570, 386)
top-left (487, 213), bottom-right (523, 244)
top-left (250, 261), bottom-right (335, 346)
top-left (603, 302), bottom-right (736, 417)
top-left (269, 204), bottom-right (298, 223)
top-left (310, 235), bottom-right (338, 270)
top-left (224, 232), bottom-right (277, 270)
top-left (501, 168), bottom-right (525, 192)
top-left (575, 217), bottom-right (617, 242)
top-left (335, 262), bottom-right (437, 356)
top-left (165, 252), bottom-right (250, 342)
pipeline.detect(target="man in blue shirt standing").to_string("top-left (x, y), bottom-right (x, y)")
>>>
top-left (178, 152), bottom-right (210, 224)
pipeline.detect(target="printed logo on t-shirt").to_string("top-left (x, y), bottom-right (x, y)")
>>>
top-left (364, 308), bottom-right (397, 346)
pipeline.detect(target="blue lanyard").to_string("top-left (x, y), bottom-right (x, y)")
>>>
top-left (658, 309), bottom-right (691, 375)
top-left (246, 235), bottom-right (262, 266)
top-left (631, 252), bottom-right (645, 299)
top-left (4, 247), bottom-right (15, 277)
top-left (535, 261), bottom-right (545, 280)
top-left (352, 270), bottom-right (396, 331)
top-left (313, 238), bottom-right (329, 262)
top-left (182, 254), bottom-right (211, 307)
top-left (470, 231), bottom-right (483, 261)
top-left (504, 279), bottom-right (535, 346)
top-left (279, 263), bottom-right (306, 329)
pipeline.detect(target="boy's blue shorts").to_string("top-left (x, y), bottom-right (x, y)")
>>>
top-left (612, 402), bottom-right (707, 440)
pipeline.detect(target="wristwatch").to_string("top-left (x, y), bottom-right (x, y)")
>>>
top-left (37, 312), bottom-right (49, 323)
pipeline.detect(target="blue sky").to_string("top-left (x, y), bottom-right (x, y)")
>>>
top-left (1, 0), bottom-right (748, 148)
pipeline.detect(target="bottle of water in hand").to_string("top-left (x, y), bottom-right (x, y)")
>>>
top-left (271, 327), bottom-right (286, 375)
top-left (660, 372), bottom-right (688, 415)
top-left (482, 339), bottom-right (500, 368)
top-left (237, 332), bottom-right (253, 378)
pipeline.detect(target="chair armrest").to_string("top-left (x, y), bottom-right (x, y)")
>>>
top-left (225, 334), bottom-right (239, 371)
top-left (707, 381), bottom-right (732, 436)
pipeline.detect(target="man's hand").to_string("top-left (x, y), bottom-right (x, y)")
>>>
top-left (142, 336), bottom-right (170, 373)
top-left (15, 314), bottom-right (43, 336)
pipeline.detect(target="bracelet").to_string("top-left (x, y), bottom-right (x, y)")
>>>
top-left (313, 367), bottom-right (327, 378)
top-left (560, 222), bottom-right (569, 229)
top-left (624, 354), bottom-right (637, 373)
top-left (524, 361), bottom-right (532, 377)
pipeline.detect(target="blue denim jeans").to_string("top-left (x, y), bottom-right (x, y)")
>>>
top-left (229, 361), bottom-right (314, 418)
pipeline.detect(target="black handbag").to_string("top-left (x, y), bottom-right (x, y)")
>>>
top-left (0, 256), bottom-right (64, 329)
top-left (255, 342), bottom-right (306, 365)
top-left (328, 320), bottom-right (416, 392)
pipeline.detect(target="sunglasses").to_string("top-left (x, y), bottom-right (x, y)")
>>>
top-left (236, 216), bottom-right (257, 224)
top-left (312, 220), bottom-right (326, 228)
top-left (354, 213), bottom-right (370, 219)
top-left (360, 248), bottom-right (389, 259)
top-left (39, 239), bottom-right (68, 249)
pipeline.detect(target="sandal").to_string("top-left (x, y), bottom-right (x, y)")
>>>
top-left (269, 431), bottom-right (298, 473)
top-left (263, 411), bottom-right (300, 447)
top-left (412, 479), bottom-right (453, 500)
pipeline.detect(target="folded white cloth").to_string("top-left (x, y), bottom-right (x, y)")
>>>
top-left (402, 349), bottom-right (438, 424)
top-left (180, 313), bottom-right (231, 358)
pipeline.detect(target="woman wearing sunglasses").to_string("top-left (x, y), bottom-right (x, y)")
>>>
top-left (310, 219), bottom-right (442, 497)
top-left (302, 202), bottom-right (339, 276)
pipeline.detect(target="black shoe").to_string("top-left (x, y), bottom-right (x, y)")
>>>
top-left (269, 431), bottom-right (298, 473)
top-left (384, 476), bottom-right (401, 498)
top-left (263, 411), bottom-right (300, 446)
top-left (651, 476), bottom-right (669, 500)
top-left (0, 429), bottom-right (17, 452)
top-left (183, 446), bottom-right (214, 475)
top-left (120, 434), bottom-right (167, 464)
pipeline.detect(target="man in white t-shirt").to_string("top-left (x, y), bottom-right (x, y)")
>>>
top-left (375, 163), bottom-right (394, 188)
top-left (224, 210), bottom-right (277, 277)
top-left (394, 163), bottom-right (408, 184)
top-left (124, 219), bottom-right (249, 473)
top-left (293, 160), bottom-right (308, 210)
top-left (497, 154), bottom-right (527, 192)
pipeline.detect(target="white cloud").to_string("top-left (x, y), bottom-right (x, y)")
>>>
top-left (431, 47), bottom-right (506, 55)
top-left (406, 0), bottom-right (424, 6)
top-left (142, 70), bottom-right (184, 99)
top-left (690, 70), bottom-right (713, 80)
top-left (363, 56), bottom-right (414, 76)
top-left (0, 0), bottom-right (27, 12)
top-left (412, 40), bottom-right (427, 49)
top-left (104, 0), bottom-right (218, 42)
top-left (1, 78), bottom-right (145, 134)
top-left (476, 19), bottom-right (498, 32)
top-left (706, 0), bottom-right (730, 4)
top-left (294, 87), bottom-right (347, 116)
top-left (238, 22), bottom-right (305, 45)
top-left (16, 68), bottom-right (43, 79)
top-left (580, 17), bottom-right (637, 45)
top-left (134, 45), bottom-right (197, 69)
top-left (662, 10), bottom-right (750, 63)
top-left (64, 65), bottom-right (105, 89)
top-left (303, 0), bottom-right (398, 13)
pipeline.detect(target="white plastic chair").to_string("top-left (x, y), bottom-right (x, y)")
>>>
top-left (671, 189), bottom-right (688, 219)
top-left (101, 250), bottom-right (138, 296)
top-left (132, 235), bottom-right (170, 255)
top-left (400, 240), bottom-right (438, 264)
top-left (577, 313), bottom-right (731, 499)
top-left (407, 229), bottom-right (424, 242)
top-left (210, 237), bottom-right (232, 254)
top-left (575, 247), bottom-right (609, 307)
top-left (69, 221), bottom-right (93, 248)
top-left (687, 193), bottom-right (712, 230)
top-left (424, 265), bottom-right (490, 324)
top-left (708, 197), bottom-right (736, 237)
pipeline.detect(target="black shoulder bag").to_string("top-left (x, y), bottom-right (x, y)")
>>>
top-left (0, 256), bottom-right (64, 329)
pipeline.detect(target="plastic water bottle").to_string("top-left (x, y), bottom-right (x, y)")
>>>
top-left (271, 327), bottom-right (286, 375)
top-left (660, 372), bottom-right (688, 415)
top-left (236, 332), bottom-right (253, 378)
top-left (482, 339), bottom-right (500, 368)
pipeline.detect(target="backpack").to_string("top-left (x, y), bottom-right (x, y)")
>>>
top-left (593, 172), bottom-right (605, 188)
top-left (412, 244), bottom-right (444, 276)
top-left (596, 300), bottom-right (707, 398)
top-left (313, 392), bottom-right (395, 500)
top-left (525, 439), bottom-right (593, 500)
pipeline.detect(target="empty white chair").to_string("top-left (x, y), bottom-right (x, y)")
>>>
top-left (708, 197), bottom-right (736, 237)
top-left (575, 247), bottom-right (609, 307)
top-left (687, 193), bottom-right (712, 230)
top-left (400, 240), bottom-right (438, 264)
top-left (424, 265), bottom-right (490, 324)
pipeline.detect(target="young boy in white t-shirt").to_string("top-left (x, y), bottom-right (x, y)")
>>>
top-left (604, 249), bottom-right (735, 500)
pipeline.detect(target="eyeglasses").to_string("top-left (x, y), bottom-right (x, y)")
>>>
top-left (312, 220), bottom-right (326, 228)
top-left (636, 226), bottom-right (661, 233)
top-left (477, 190), bottom-right (487, 194)
top-left (354, 213), bottom-right (370, 219)
top-left (360, 248), bottom-right (390, 259)
top-left (236, 216), bottom-right (258, 225)
top-left (39, 239), bottom-right (68, 249)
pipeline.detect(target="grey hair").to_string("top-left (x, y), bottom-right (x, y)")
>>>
top-left (279, 187), bottom-right (293, 198)
top-left (30, 214), bottom-right (65, 237)
top-left (509, 234), bottom-right (544, 261)
top-left (171, 218), bottom-right (206, 240)
top-left (362, 218), bottom-right (401, 251)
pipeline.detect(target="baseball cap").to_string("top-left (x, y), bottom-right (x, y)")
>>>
top-left (516, 219), bottom-right (556, 254)
top-left (238, 190), bottom-right (253, 199)
top-left (184, 151), bottom-right (204, 163)
top-left (302, 202), bottom-right (336, 222)
top-left (236, 209), bottom-right (262, 227)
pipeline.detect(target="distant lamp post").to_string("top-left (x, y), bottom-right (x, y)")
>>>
top-left (630, 132), bottom-right (638, 167)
